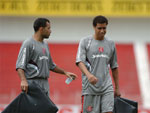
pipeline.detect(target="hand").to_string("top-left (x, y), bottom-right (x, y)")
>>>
top-left (114, 88), bottom-right (121, 97)
top-left (65, 72), bottom-right (78, 80)
top-left (87, 74), bottom-right (98, 85)
top-left (21, 80), bottom-right (28, 93)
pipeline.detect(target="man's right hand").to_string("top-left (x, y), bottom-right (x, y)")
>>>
top-left (21, 80), bottom-right (28, 93)
top-left (87, 74), bottom-right (98, 85)
top-left (77, 62), bottom-right (98, 85)
top-left (17, 68), bottom-right (28, 93)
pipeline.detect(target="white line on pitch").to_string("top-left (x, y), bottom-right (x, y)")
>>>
top-left (134, 42), bottom-right (150, 109)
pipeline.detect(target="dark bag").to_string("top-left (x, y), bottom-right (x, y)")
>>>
top-left (113, 97), bottom-right (138, 113)
top-left (2, 81), bottom-right (58, 113)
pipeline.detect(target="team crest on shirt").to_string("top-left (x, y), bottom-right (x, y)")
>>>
top-left (86, 106), bottom-right (93, 112)
top-left (42, 48), bottom-right (46, 55)
top-left (99, 47), bottom-right (104, 52)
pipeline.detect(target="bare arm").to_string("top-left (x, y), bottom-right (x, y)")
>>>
top-left (51, 66), bottom-right (77, 80)
top-left (77, 62), bottom-right (98, 85)
top-left (17, 68), bottom-right (28, 93)
top-left (112, 68), bottom-right (121, 97)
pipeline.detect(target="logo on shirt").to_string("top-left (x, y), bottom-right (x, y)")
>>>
top-left (39, 56), bottom-right (48, 60)
top-left (92, 54), bottom-right (109, 59)
top-left (86, 106), bottom-right (93, 112)
top-left (42, 48), bottom-right (46, 55)
top-left (99, 47), bottom-right (104, 52)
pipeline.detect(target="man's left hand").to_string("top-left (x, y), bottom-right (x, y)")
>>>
top-left (114, 88), bottom-right (121, 97)
top-left (65, 72), bottom-right (78, 80)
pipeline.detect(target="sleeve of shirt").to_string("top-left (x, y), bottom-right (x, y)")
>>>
top-left (16, 40), bottom-right (32, 70)
top-left (110, 42), bottom-right (118, 69)
top-left (76, 38), bottom-right (86, 65)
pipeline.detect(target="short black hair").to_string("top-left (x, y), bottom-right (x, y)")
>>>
top-left (93, 15), bottom-right (108, 27)
top-left (33, 18), bottom-right (50, 32)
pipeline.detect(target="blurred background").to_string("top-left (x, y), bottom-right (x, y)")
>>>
top-left (0, 0), bottom-right (150, 113)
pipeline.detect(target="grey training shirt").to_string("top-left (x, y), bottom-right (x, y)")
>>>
top-left (76, 35), bottom-right (118, 95)
top-left (16, 37), bottom-right (56, 79)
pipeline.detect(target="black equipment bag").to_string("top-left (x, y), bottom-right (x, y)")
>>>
top-left (113, 97), bottom-right (138, 113)
top-left (2, 81), bottom-right (58, 113)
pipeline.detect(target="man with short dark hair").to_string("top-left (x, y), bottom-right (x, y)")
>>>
top-left (16, 18), bottom-right (77, 97)
top-left (76, 15), bottom-right (121, 113)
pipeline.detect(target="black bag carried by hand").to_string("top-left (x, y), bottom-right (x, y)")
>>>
top-left (113, 97), bottom-right (138, 113)
top-left (2, 81), bottom-right (58, 113)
